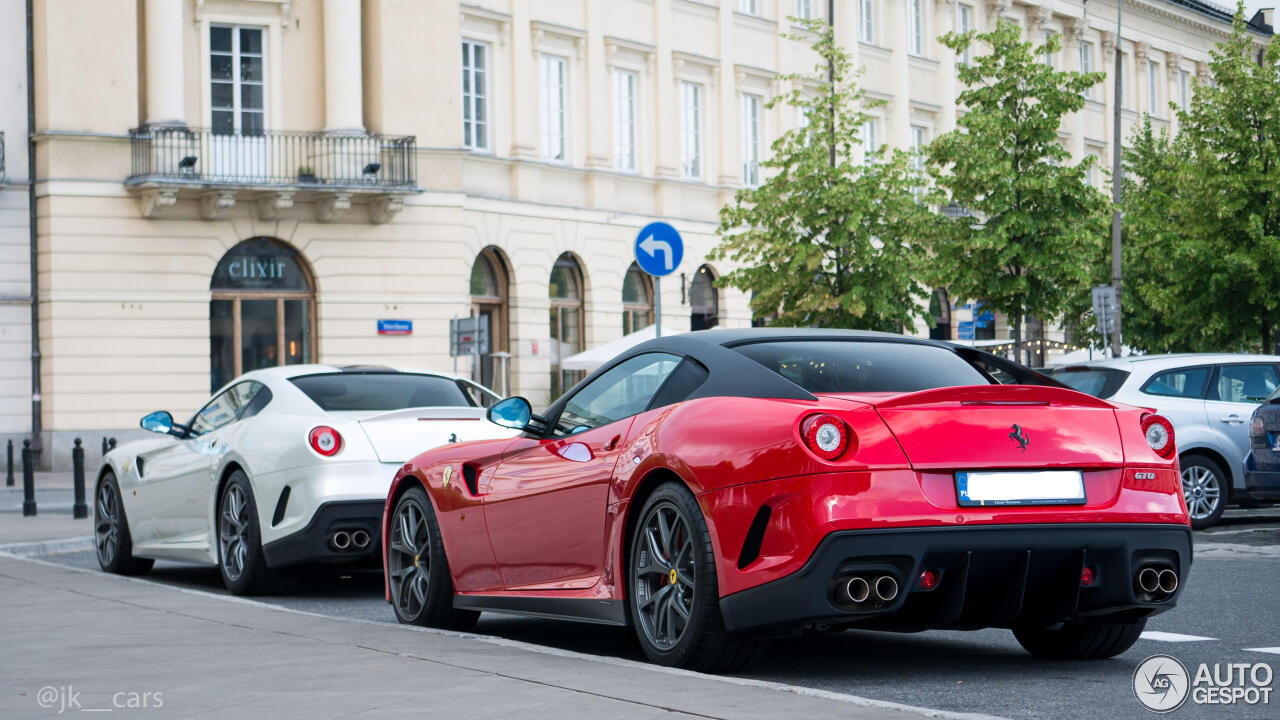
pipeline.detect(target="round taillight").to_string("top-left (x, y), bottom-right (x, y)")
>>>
top-left (918, 569), bottom-right (940, 591)
top-left (309, 426), bottom-right (342, 457)
top-left (1250, 416), bottom-right (1265, 438)
top-left (1141, 414), bottom-right (1176, 459)
top-left (800, 413), bottom-right (851, 460)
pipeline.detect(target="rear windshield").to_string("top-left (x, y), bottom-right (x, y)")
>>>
top-left (732, 340), bottom-right (988, 393)
top-left (290, 373), bottom-right (473, 411)
top-left (1048, 367), bottom-right (1130, 399)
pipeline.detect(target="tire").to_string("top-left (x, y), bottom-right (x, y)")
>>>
top-left (94, 471), bottom-right (154, 576)
top-left (217, 470), bottom-right (278, 595)
top-left (1180, 453), bottom-right (1227, 530)
top-left (386, 486), bottom-right (479, 631)
top-left (627, 482), bottom-right (763, 672)
top-left (1013, 618), bottom-right (1146, 659)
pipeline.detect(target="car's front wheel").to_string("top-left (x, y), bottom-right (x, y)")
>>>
top-left (386, 485), bottom-right (479, 630)
top-left (1181, 453), bottom-right (1226, 530)
top-left (627, 482), bottom-right (762, 672)
top-left (95, 471), bottom-right (154, 576)
top-left (1013, 618), bottom-right (1146, 659)
top-left (217, 471), bottom-right (277, 595)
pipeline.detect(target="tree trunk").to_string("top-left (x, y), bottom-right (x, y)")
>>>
top-left (1264, 316), bottom-right (1273, 355)
top-left (1012, 310), bottom-right (1023, 364)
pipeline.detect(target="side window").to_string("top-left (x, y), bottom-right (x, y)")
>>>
top-left (190, 382), bottom-right (263, 435)
top-left (238, 383), bottom-right (272, 419)
top-left (1211, 364), bottom-right (1279, 403)
top-left (553, 353), bottom-right (682, 436)
top-left (1141, 367), bottom-right (1210, 399)
top-left (649, 358), bottom-right (709, 409)
top-left (457, 380), bottom-right (498, 409)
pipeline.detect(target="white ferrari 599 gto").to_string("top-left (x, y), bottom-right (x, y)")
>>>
top-left (95, 365), bottom-right (517, 594)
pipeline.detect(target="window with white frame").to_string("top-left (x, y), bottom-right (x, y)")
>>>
top-left (908, 0), bottom-right (924, 56)
top-left (210, 25), bottom-right (265, 135)
top-left (740, 0), bottom-right (759, 15)
top-left (613, 69), bottom-right (638, 171)
top-left (462, 40), bottom-right (489, 151)
top-left (1178, 68), bottom-right (1191, 111)
top-left (861, 118), bottom-right (879, 162)
top-left (540, 54), bottom-right (568, 161)
top-left (681, 81), bottom-right (703, 179)
top-left (742, 93), bottom-right (762, 186)
top-left (910, 125), bottom-right (927, 171)
top-left (1147, 60), bottom-right (1160, 116)
top-left (860, 0), bottom-right (875, 43)
top-left (1080, 41), bottom-right (1094, 99)
top-left (1043, 31), bottom-right (1056, 67)
top-left (957, 4), bottom-right (973, 64)
top-left (796, 0), bottom-right (813, 20)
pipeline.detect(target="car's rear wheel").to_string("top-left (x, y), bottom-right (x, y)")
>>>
top-left (1180, 453), bottom-right (1226, 530)
top-left (386, 485), bottom-right (479, 630)
top-left (217, 471), bottom-right (277, 595)
top-left (94, 472), bottom-right (154, 576)
top-left (627, 482), bottom-right (763, 672)
top-left (1013, 617), bottom-right (1146, 659)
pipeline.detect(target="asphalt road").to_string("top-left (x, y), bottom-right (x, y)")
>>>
top-left (20, 509), bottom-right (1280, 720)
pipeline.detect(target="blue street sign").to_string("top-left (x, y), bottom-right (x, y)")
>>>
top-left (958, 321), bottom-right (975, 340)
top-left (377, 319), bottom-right (413, 335)
top-left (633, 222), bottom-right (684, 278)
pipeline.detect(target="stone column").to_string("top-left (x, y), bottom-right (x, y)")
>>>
top-left (144, 0), bottom-right (185, 126)
top-left (1166, 52), bottom-right (1182, 134)
top-left (888, 0), bottom-right (910, 148)
top-left (936, 0), bottom-right (957, 133)
top-left (1101, 30), bottom-right (1117, 157)
top-left (1135, 41), bottom-right (1150, 116)
top-left (323, 0), bottom-right (364, 132)
top-left (1065, 18), bottom-right (1086, 163)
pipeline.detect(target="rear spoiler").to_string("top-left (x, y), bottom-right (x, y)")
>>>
top-left (871, 384), bottom-right (1117, 410)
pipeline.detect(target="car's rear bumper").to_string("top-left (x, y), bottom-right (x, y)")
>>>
top-left (718, 523), bottom-right (1192, 634)
top-left (1245, 470), bottom-right (1280, 500)
top-left (261, 500), bottom-right (384, 568)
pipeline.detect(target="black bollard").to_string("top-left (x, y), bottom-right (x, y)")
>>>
top-left (108, 437), bottom-right (117, 451)
top-left (21, 439), bottom-right (35, 517)
top-left (102, 437), bottom-right (109, 456)
top-left (5, 439), bottom-right (12, 487)
top-left (72, 438), bottom-right (87, 519)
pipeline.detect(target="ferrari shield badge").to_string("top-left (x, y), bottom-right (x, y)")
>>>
top-left (442, 465), bottom-right (453, 488)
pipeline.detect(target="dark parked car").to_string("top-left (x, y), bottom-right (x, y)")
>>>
top-left (1247, 388), bottom-right (1280, 500)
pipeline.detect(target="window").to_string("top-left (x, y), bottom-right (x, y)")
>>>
top-left (540, 54), bottom-right (568, 161)
top-left (1120, 54), bottom-right (1129, 109)
top-left (742, 93), bottom-right (762, 186)
top-left (681, 81), bottom-right (703, 179)
top-left (470, 248), bottom-right (510, 393)
top-left (1178, 69), bottom-right (1191, 111)
top-left (1050, 368), bottom-right (1131, 399)
top-left (860, 0), bottom-right (875, 43)
top-left (1043, 31), bottom-right (1056, 67)
top-left (291, 373), bottom-right (478, 411)
top-left (689, 264), bottom-right (719, 330)
top-left (553, 353), bottom-right (683, 436)
top-left (796, 0), bottom-right (813, 20)
top-left (910, 125), bottom-right (928, 174)
top-left (861, 118), bottom-right (879, 161)
top-left (1080, 42), bottom-right (1094, 99)
top-left (462, 40), bottom-right (490, 151)
top-left (190, 382), bottom-right (267, 436)
top-left (623, 262), bottom-right (654, 334)
top-left (210, 25), bottom-right (265, 135)
top-left (1148, 60), bottom-right (1160, 115)
top-left (549, 254), bottom-right (586, 398)
top-left (1141, 366), bottom-right (1211, 399)
top-left (957, 5), bottom-right (973, 64)
top-left (733, 341), bottom-right (988, 393)
top-left (1211, 365), bottom-right (1279, 404)
top-left (739, 0), bottom-right (759, 15)
top-left (613, 69), bottom-right (638, 171)
top-left (908, 0), bottom-right (924, 56)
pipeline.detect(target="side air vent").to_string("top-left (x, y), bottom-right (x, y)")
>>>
top-left (737, 505), bottom-right (773, 570)
top-left (461, 464), bottom-right (479, 495)
top-left (136, 458), bottom-right (145, 478)
top-left (272, 486), bottom-right (291, 526)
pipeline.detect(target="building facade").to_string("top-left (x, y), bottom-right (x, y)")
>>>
top-left (1, 0), bottom-right (34, 454)
top-left (23, 0), bottom-right (1269, 468)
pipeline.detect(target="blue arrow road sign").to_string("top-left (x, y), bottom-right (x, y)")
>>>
top-left (634, 222), bottom-right (683, 277)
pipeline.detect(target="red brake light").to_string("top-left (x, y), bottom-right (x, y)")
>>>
top-left (1080, 565), bottom-right (1097, 587)
top-left (1140, 414), bottom-right (1176, 459)
top-left (800, 413), bottom-right (853, 460)
top-left (309, 426), bottom-right (342, 457)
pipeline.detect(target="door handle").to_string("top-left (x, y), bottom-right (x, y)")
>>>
top-left (603, 435), bottom-right (621, 451)
top-left (1220, 415), bottom-right (1244, 424)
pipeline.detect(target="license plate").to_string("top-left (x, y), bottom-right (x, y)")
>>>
top-left (956, 470), bottom-right (1086, 507)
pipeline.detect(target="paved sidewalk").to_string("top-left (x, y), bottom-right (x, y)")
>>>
top-left (0, 552), bottom-right (983, 720)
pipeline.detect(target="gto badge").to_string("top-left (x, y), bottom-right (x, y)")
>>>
top-left (1009, 424), bottom-right (1030, 452)
top-left (1135, 472), bottom-right (1156, 480)
top-left (442, 465), bottom-right (453, 488)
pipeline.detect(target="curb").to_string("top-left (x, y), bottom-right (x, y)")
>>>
top-left (0, 535), bottom-right (94, 556)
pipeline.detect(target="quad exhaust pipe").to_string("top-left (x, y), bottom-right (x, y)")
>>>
top-left (838, 574), bottom-right (899, 606)
top-left (329, 531), bottom-right (351, 551)
top-left (1135, 564), bottom-right (1178, 599)
top-left (846, 577), bottom-right (871, 604)
top-left (350, 529), bottom-right (371, 550)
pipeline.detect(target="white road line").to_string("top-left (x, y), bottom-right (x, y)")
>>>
top-left (1243, 647), bottom-right (1280, 655)
top-left (1140, 631), bottom-right (1216, 642)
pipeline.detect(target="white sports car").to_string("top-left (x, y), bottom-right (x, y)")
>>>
top-left (94, 364), bottom-right (517, 594)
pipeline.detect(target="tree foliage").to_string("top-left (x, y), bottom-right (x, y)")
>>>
top-left (927, 21), bottom-right (1108, 361)
top-left (711, 19), bottom-right (935, 332)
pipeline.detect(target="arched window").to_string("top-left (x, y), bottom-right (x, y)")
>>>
top-left (470, 248), bottom-right (511, 394)
top-left (622, 262), bottom-right (654, 335)
top-left (210, 237), bottom-right (315, 392)
top-left (549, 254), bottom-right (586, 398)
top-left (689, 264), bottom-right (719, 331)
top-left (928, 288), bottom-right (951, 340)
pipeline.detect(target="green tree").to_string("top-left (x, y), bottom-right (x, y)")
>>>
top-left (711, 19), bottom-right (935, 332)
top-left (928, 21), bottom-right (1108, 363)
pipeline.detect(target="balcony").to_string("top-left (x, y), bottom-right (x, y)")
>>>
top-left (125, 126), bottom-right (420, 223)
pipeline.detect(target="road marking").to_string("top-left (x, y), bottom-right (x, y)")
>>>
top-left (1243, 647), bottom-right (1280, 655)
top-left (1140, 631), bottom-right (1216, 642)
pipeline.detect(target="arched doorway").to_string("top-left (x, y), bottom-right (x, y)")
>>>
top-left (470, 248), bottom-right (511, 394)
top-left (622, 262), bottom-right (653, 334)
top-left (210, 238), bottom-right (315, 392)
top-left (689, 264), bottom-right (719, 331)
top-left (929, 288), bottom-right (951, 340)
top-left (549, 253), bottom-right (586, 398)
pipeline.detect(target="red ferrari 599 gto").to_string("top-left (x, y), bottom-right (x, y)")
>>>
top-left (382, 329), bottom-right (1190, 671)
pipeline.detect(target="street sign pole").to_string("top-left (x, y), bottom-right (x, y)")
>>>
top-left (655, 277), bottom-right (662, 338)
top-left (634, 222), bottom-right (683, 337)
top-left (1110, 0), bottom-right (1124, 358)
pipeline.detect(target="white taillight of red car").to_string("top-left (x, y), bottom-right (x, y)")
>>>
top-left (800, 413), bottom-right (854, 460)
top-left (1140, 414), bottom-right (1176, 459)
top-left (308, 426), bottom-right (343, 457)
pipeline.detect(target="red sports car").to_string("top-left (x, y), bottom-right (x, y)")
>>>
top-left (382, 329), bottom-right (1190, 671)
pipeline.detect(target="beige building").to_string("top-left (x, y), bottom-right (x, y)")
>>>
top-left (21, 0), bottom-right (1270, 468)
top-left (1, 0), bottom-right (34, 453)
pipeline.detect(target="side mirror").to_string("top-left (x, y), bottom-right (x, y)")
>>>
top-left (140, 410), bottom-right (174, 435)
top-left (486, 397), bottom-right (532, 430)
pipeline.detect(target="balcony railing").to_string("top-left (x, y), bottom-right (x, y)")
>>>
top-left (126, 126), bottom-right (417, 190)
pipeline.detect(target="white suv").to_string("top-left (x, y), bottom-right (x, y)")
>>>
top-left (1050, 354), bottom-right (1280, 529)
